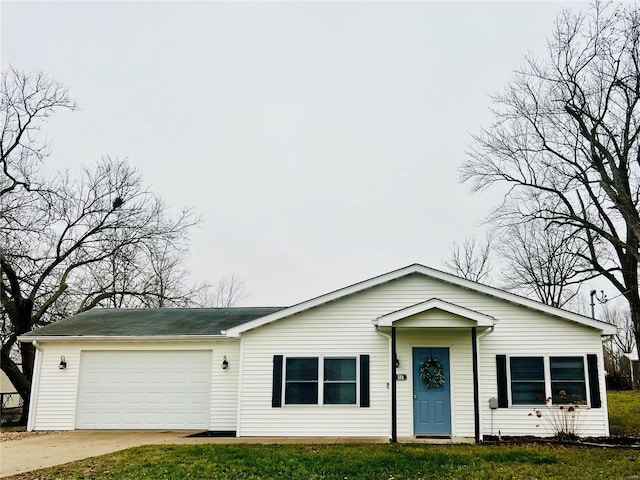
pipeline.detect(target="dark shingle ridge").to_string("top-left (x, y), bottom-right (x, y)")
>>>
top-left (23, 307), bottom-right (286, 337)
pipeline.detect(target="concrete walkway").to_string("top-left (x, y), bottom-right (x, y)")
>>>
top-left (0, 431), bottom-right (387, 477)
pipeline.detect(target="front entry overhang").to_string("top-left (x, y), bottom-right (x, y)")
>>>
top-left (373, 298), bottom-right (496, 329)
top-left (373, 298), bottom-right (495, 444)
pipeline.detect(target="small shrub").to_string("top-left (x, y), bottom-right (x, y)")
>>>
top-left (529, 391), bottom-right (585, 440)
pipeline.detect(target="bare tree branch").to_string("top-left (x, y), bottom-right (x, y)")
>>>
top-left (443, 235), bottom-right (494, 284)
top-left (1, 68), bottom-right (76, 197)
top-left (208, 274), bottom-right (247, 307)
top-left (461, 1), bottom-right (640, 359)
top-left (0, 71), bottom-right (204, 424)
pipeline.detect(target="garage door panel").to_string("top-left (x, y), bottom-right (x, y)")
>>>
top-left (76, 350), bottom-right (212, 429)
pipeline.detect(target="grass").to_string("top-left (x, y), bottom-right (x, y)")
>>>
top-left (7, 443), bottom-right (640, 480)
top-left (608, 390), bottom-right (640, 436)
top-left (5, 390), bottom-right (640, 479)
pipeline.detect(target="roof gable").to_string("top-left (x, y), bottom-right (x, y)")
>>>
top-left (225, 264), bottom-right (617, 336)
top-left (373, 298), bottom-right (496, 327)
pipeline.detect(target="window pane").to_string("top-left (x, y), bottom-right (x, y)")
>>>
top-left (285, 357), bottom-right (319, 405)
top-left (550, 357), bottom-right (585, 381)
top-left (324, 358), bottom-right (356, 381)
top-left (551, 357), bottom-right (586, 404)
top-left (286, 358), bottom-right (318, 381)
top-left (510, 357), bottom-right (544, 381)
top-left (285, 383), bottom-right (318, 404)
top-left (510, 357), bottom-right (545, 405)
top-left (324, 383), bottom-right (356, 405)
top-left (511, 382), bottom-right (545, 405)
top-left (551, 382), bottom-right (587, 404)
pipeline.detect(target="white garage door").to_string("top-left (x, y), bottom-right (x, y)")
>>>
top-left (76, 350), bottom-right (212, 429)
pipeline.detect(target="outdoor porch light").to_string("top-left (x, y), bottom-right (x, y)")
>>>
top-left (222, 355), bottom-right (229, 370)
top-left (59, 356), bottom-right (67, 370)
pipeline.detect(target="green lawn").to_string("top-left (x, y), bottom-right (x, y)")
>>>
top-left (608, 390), bottom-right (640, 436)
top-left (7, 443), bottom-right (640, 480)
top-left (7, 390), bottom-right (640, 480)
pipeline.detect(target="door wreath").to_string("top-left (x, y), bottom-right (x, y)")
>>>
top-left (419, 359), bottom-right (445, 389)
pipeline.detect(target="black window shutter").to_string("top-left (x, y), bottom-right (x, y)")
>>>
top-left (360, 355), bottom-right (370, 407)
top-left (272, 355), bottom-right (283, 408)
top-left (587, 354), bottom-right (601, 408)
top-left (496, 355), bottom-right (508, 408)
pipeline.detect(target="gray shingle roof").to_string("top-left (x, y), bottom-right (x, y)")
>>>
top-left (23, 307), bottom-right (285, 337)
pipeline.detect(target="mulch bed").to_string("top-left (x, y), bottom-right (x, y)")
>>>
top-left (482, 434), bottom-right (640, 448)
top-left (186, 430), bottom-right (237, 438)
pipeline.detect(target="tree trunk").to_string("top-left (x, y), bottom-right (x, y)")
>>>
top-left (626, 292), bottom-right (640, 363)
top-left (0, 296), bottom-right (35, 425)
top-left (620, 245), bottom-right (640, 362)
top-left (18, 341), bottom-right (35, 424)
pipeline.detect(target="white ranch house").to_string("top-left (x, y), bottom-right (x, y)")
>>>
top-left (21, 264), bottom-right (617, 441)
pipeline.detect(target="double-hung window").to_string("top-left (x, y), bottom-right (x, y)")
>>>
top-left (285, 357), bottom-right (319, 404)
top-left (284, 356), bottom-right (358, 405)
top-left (550, 356), bottom-right (586, 404)
top-left (323, 358), bottom-right (356, 405)
top-left (510, 357), bottom-right (545, 405)
top-left (508, 355), bottom-right (587, 406)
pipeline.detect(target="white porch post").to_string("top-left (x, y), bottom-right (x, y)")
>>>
top-left (391, 326), bottom-right (397, 443)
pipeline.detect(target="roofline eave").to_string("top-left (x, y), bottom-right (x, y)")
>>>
top-left (18, 334), bottom-right (230, 343)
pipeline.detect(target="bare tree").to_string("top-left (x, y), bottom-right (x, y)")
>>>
top-left (1, 68), bottom-right (75, 196)
top-left (0, 71), bottom-right (201, 423)
top-left (461, 2), bottom-right (640, 357)
top-left (601, 302), bottom-right (636, 388)
top-left (77, 235), bottom-right (208, 310)
top-left (498, 222), bottom-right (588, 308)
top-left (603, 303), bottom-right (636, 354)
top-left (444, 235), bottom-right (493, 284)
top-left (1, 157), bottom-right (200, 423)
top-left (209, 274), bottom-right (246, 307)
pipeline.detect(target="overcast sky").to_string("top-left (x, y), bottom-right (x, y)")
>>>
top-left (1, 1), bottom-right (586, 307)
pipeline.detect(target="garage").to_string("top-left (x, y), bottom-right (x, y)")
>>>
top-left (76, 350), bottom-right (212, 429)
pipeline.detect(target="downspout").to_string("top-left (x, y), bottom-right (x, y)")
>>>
top-left (235, 334), bottom-right (245, 438)
top-left (471, 327), bottom-right (480, 444)
top-left (27, 341), bottom-right (42, 432)
top-left (473, 325), bottom-right (494, 443)
top-left (375, 326), bottom-right (394, 442)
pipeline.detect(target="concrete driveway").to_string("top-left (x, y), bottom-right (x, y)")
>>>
top-left (1, 431), bottom-right (386, 477)
top-left (1, 430), bottom-right (196, 477)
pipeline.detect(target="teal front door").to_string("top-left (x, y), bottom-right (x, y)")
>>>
top-left (413, 347), bottom-right (451, 435)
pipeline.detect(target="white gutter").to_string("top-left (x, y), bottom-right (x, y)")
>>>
top-left (477, 326), bottom-right (494, 339)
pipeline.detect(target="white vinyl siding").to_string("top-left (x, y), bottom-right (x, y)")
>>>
top-left (237, 301), bottom-right (390, 437)
top-left (237, 273), bottom-right (609, 438)
top-left (209, 342), bottom-right (241, 432)
top-left (29, 340), bottom-right (241, 432)
top-left (29, 343), bottom-right (81, 431)
top-left (27, 272), bottom-right (610, 438)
